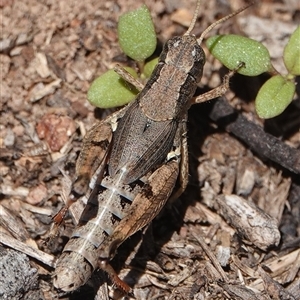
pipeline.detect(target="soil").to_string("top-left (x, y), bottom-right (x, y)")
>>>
top-left (1, 0), bottom-right (299, 299)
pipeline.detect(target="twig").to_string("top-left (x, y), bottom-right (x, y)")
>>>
top-left (190, 227), bottom-right (229, 282)
top-left (209, 98), bottom-right (300, 174)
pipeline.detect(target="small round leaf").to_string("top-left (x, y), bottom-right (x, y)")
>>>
top-left (118, 5), bottom-right (157, 62)
top-left (206, 35), bottom-right (272, 76)
top-left (255, 75), bottom-right (295, 119)
top-left (87, 68), bottom-right (139, 109)
top-left (283, 26), bottom-right (300, 75)
top-left (142, 57), bottom-right (158, 79)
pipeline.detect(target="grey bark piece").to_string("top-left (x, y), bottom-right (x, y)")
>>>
top-left (0, 246), bottom-right (43, 300)
top-left (215, 195), bottom-right (281, 250)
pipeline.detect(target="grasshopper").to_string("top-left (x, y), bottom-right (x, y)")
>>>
top-left (53, 0), bottom-right (252, 294)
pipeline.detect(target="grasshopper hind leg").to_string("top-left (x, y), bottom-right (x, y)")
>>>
top-left (168, 121), bottom-right (189, 203)
top-left (99, 259), bottom-right (133, 294)
top-left (52, 120), bottom-right (114, 227)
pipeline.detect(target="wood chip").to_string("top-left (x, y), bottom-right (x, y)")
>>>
top-left (215, 194), bottom-right (281, 250)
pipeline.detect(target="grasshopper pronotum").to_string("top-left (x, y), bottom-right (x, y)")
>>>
top-left (53, 0), bottom-right (252, 294)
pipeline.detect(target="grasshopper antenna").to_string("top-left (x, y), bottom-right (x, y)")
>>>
top-left (197, 2), bottom-right (254, 44)
top-left (184, 0), bottom-right (201, 36)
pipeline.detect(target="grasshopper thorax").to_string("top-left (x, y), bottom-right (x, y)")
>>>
top-left (139, 34), bottom-right (205, 122)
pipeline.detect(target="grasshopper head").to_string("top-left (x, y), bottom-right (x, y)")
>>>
top-left (160, 35), bottom-right (206, 84)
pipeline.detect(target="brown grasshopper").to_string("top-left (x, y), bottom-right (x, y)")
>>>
top-left (53, 0), bottom-right (252, 294)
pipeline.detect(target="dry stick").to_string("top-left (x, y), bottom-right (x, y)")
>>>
top-left (0, 232), bottom-right (55, 268)
top-left (209, 98), bottom-right (300, 174)
top-left (190, 228), bottom-right (229, 282)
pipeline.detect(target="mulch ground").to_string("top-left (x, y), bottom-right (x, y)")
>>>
top-left (1, 0), bottom-right (299, 299)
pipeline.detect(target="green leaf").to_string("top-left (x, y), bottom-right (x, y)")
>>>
top-left (255, 75), bottom-right (295, 119)
top-left (87, 67), bottom-right (139, 109)
top-left (118, 5), bottom-right (157, 62)
top-left (283, 26), bottom-right (300, 75)
top-left (142, 57), bottom-right (158, 79)
top-left (206, 35), bottom-right (272, 76)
